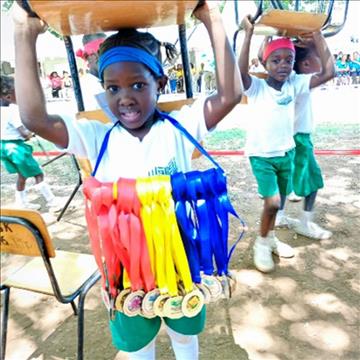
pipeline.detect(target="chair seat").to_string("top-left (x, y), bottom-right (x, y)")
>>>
top-left (2, 250), bottom-right (99, 297)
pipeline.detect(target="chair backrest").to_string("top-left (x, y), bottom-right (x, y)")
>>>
top-left (0, 208), bottom-right (55, 257)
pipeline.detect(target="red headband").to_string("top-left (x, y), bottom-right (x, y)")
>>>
top-left (263, 38), bottom-right (295, 62)
top-left (76, 38), bottom-right (105, 60)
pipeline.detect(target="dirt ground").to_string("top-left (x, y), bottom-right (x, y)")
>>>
top-left (1, 98), bottom-right (360, 360)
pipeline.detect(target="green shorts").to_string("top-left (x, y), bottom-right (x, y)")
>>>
top-left (249, 149), bottom-right (295, 198)
top-left (109, 307), bottom-right (206, 352)
top-left (0, 140), bottom-right (43, 178)
top-left (293, 133), bottom-right (323, 197)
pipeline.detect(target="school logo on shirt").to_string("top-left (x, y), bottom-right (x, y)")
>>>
top-left (277, 95), bottom-right (293, 105)
top-left (148, 158), bottom-right (178, 176)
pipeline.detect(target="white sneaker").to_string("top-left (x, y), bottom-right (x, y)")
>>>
top-left (275, 213), bottom-right (289, 228)
top-left (291, 220), bottom-right (332, 240)
top-left (288, 192), bottom-right (302, 202)
top-left (253, 237), bottom-right (275, 273)
top-left (269, 236), bottom-right (295, 258)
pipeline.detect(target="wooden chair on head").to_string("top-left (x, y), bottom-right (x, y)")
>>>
top-left (0, 208), bottom-right (101, 360)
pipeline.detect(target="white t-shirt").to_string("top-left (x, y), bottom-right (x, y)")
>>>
top-left (0, 104), bottom-right (24, 140)
top-left (294, 74), bottom-right (313, 134)
top-left (63, 98), bottom-right (208, 182)
top-left (244, 73), bottom-right (310, 157)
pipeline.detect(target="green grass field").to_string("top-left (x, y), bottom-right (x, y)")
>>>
top-left (29, 122), bottom-right (359, 154)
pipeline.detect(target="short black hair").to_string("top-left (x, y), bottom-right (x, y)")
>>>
top-left (98, 28), bottom-right (177, 73)
top-left (99, 28), bottom-right (162, 61)
top-left (293, 45), bottom-right (312, 74)
top-left (0, 75), bottom-right (15, 97)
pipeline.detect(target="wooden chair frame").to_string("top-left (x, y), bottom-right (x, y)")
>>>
top-left (0, 209), bottom-right (101, 360)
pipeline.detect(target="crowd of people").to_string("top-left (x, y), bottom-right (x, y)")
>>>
top-left (333, 50), bottom-right (360, 86)
top-left (166, 61), bottom-right (216, 95)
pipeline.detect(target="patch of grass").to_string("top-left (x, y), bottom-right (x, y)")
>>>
top-left (204, 123), bottom-right (360, 150)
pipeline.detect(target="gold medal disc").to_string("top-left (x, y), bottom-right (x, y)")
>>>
top-left (202, 275), bottom-right (223, 302)
top-left (181, 289), bottom-right (204, 318)
top-left (123, 290), bottom-right (145, 317)
top-left (141, 288), bottom-right (161, 318)
top-left (227, 271), bottom-right (237, 297)
top-left (153, 294), bottom-right (170, 317)
top-left (162, 296), bottom-right (184, 319)
top-left (196, 283), bottom-right (211, 304)
top-left (218, 275), bottom-right (230, 299)
top-left (115, 288), bottom-right (131, 312)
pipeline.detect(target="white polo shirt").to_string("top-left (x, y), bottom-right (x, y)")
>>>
top-left (62, 98), bottom-right (208, 182)
top-left (244, 73), bottom-right (310, 157)
top-left (294, 74), bottom-right (313, 134)
top-left (1, 104), bottom-right (24, 140)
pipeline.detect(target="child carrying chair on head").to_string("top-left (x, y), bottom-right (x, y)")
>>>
top-left (0, 75), bottom-right (62, 211)
top-left (238, 15), bottom-right (335, 273)
top-left (13, 1), bottom-right (242, 358)
top-left (275, 38), bottom-right (335, 239)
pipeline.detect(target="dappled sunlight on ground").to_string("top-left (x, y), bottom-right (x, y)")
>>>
top-left (1, 108), bottom-right (359, 359)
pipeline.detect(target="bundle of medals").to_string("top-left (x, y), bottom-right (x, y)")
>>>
top-left (82, 111), bottom-right (246, 320)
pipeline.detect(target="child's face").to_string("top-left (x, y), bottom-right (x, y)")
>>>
top-left (299, 52), bottom-right (321, 74)
top-left (265, 49), bottom-right (295, 82)
top-left (103, 61), bottom-right (166, 136)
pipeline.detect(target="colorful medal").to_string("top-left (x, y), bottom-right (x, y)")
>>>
top-left (115, 288), bottom-right (131, 312)
top-left (163, 295), bottom-right (184, 319)
top-left (202, 274), bottom-right (223, 302)
top-left (227, 271), bottom-right (237, 298)
top-left (142, 288), bottom-right (161, 318)
top-left (196, 283), bottom-right (211, 304)
top-left (218, 274), bottom-right (230, 299)
top-left (181, 289), bottom-right (204, 318)
top-left (153, 294), bottom-right (171, 317)
top-left (123, 290), bottom-right (145, 317)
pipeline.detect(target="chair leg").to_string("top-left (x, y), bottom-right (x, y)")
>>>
top-left (77, 293), bottom-right (86, 360)
top-left (1, 287), bottom-right (10, 360)
top-left (71, 300), bottom-right (78, 316)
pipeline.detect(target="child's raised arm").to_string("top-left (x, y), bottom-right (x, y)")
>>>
top-left (238, 15), bottom-right (254, 91)
top-left (193, 1), bottom-right (242, 130)
top-left (308, 31), bottom-right (336, 89)
top-left (13, 3), bottom-right (69, 148)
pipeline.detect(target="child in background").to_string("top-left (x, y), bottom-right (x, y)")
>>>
top-left (238, 15), bottom-right (335, 273)
top-left (75, 32), bottom-right (107, 110)
top-left (0, 75), bottom-right (61, 211)
top-left (276, 39), bottom-right (335, 239)
top-left (13, 1), bottom-right (242, 358)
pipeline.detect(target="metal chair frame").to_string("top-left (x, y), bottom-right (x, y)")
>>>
top-left (0, 213), bottom-right (101, 360)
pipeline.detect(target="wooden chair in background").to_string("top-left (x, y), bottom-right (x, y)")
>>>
top-left (0, 208), bottom-right (101, 360)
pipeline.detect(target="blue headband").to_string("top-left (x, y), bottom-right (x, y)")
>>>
top-left (98, 46), bottom-right (164, 80)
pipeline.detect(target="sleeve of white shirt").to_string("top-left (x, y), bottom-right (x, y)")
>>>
top-left (61, 115), bottom-right (110, 162)
top-left (168, 96), bottom-right (208, 142)
top-left (244, 75), bottom-right (262, 97)
top-left (9, 105), bottom-right (24, 129)
top-left (292, 73), bottom-right (312, 97)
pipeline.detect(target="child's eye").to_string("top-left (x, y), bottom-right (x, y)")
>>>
top-left (132, 82), bottom-right (146, 91)
top-left (272, 59), bottom-right (280, 64)
top-left (106, 85), bottom-right (119, 94)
